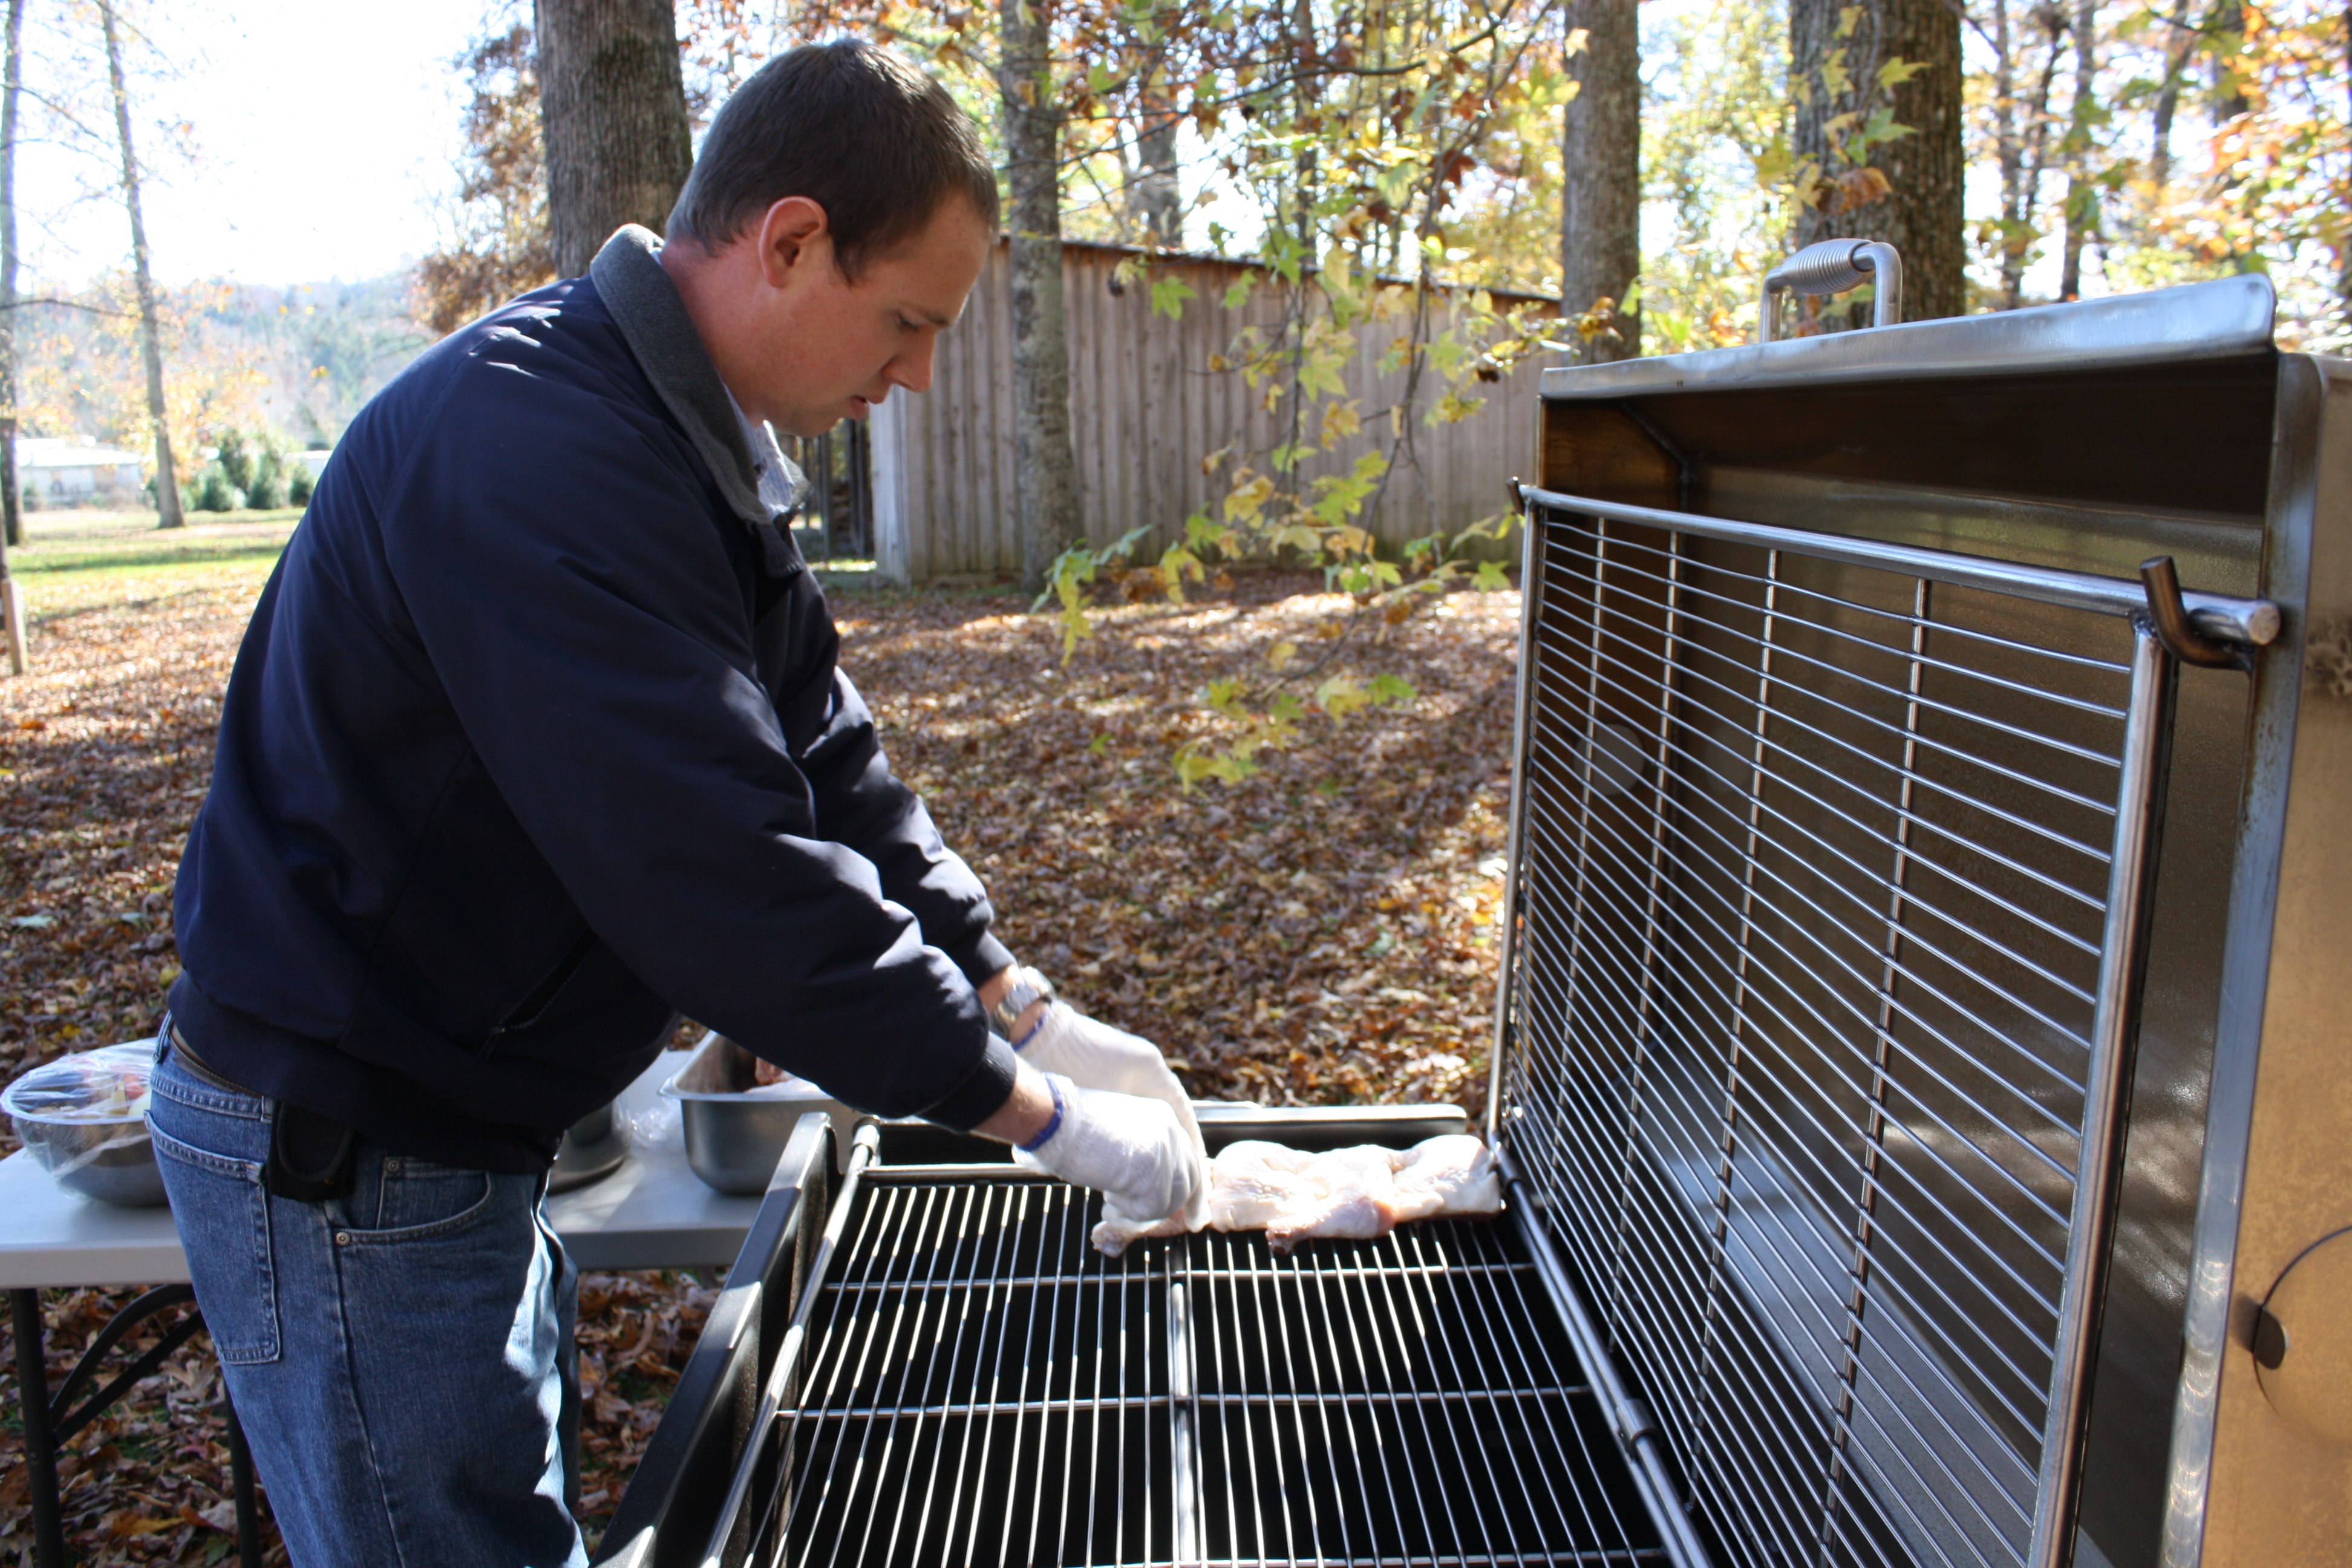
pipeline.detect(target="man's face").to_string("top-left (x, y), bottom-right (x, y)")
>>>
top-left (732, 194), bottom-right (992, 437)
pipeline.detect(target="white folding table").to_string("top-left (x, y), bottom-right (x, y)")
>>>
top-left (1, 1051), bottom-right (761, 1568)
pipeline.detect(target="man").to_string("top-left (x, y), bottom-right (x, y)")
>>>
top-left (146, 41), bottom-right (1204, 1567)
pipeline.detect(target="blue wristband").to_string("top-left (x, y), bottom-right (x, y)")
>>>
top-left (1018, 1074), bottom-right (1067, 1153)
top-left (1011, 1006), bottom-right (1050, 1052)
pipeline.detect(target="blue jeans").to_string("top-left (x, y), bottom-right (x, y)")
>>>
top-left (147, 1040), bottom-right (586, 1568)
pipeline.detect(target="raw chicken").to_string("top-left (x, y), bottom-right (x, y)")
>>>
top-left (1089, 1133), bottom-right (1502, 1255)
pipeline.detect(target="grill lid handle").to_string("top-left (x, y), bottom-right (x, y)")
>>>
top-left (1759, 238), bottom-right (1903, 341)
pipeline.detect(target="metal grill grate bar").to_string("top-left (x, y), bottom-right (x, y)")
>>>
top-left (1515, 727), bottom-right (2100, 1174)
top-left (1532, 566), bottom-right (2126, 897)
top-left (822, 1260), bottom-right (1542, 1294)
top-left (722, 1177), bottom-right (1665, 1568)
top-left (1520, 629), bottom-right (2114, 1002)
top-left (1528, 620), bottom-right (2114, 964)
top-left (1563, 539), bottom-right (2133, 777)
top-left (1491, 495), bottom-right (2255, 1568)
top-left (1514, 794), bottom-right (2088, 1251)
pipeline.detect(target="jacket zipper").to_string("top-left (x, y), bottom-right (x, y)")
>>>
top-left (483, 930), bottom-right (599, 1054)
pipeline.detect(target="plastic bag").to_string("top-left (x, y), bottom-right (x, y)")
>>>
top-left (3, 1041), bottom-right (155, 1123)
top-left (2, 1041), bottom-right (158, 1181)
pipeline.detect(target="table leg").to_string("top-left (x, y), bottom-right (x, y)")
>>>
top-left (10, 1287), bottom-right (68, 1568)
top-left (223, 1382), bottom-right (262, 1568)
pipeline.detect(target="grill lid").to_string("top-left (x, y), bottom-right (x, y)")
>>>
top-left (1497, 272), bottom-right (2290, 1568)
top-left (1536, 275), bottom-right (2276, 400)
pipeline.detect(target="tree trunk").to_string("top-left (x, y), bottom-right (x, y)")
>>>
top-left (99, 0), bottom-right (181, 531)
top-left (1126, 102), bottom-right (1182, 247)
top-left (2057, 0), bottom-right (2099, 301)
top-left (1790, 0), bottom-right (1967, 327)
top-left (999, 0), bottom-right (1083, 593)
top-left (2341, 2), bottom-right (2351, 315)
top-left (1, 0), bottom-right (19, 671)
top-left (1558, 0), bottom-right (1640, 362)
top-left (535, 0), bottom-right (692, 279)
top-left (2207, 0), bottom-right (2249, 123)
top-left (2148, 0), bottom-right (2198, 191)
top-left (2, 0), bottom-right (22, 555)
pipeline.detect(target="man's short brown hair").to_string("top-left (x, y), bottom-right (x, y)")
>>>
top-left (667, 41), bottom-right (999, 276)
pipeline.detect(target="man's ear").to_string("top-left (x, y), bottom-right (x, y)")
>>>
top-left (756, 195), bottom-right (831, 289)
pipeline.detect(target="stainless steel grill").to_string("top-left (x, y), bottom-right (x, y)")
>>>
top-left (1503, 272), bottom-right (2352, 1568)
top-left (603, 272), bottom-right (2352, 1568)
top-left (739, 1158), bottom-right (1665, 1568)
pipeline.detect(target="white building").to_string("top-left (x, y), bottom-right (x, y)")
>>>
top-left (15, 436), bottom-right (144, 505)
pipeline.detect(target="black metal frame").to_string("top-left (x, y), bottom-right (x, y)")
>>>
top-left (595, 1103), bottom-right (1504, 1568)
top-left (594, 1114), bottom-right (837, 1568)
top-left (9, 1284), bottom-right (263, 1568)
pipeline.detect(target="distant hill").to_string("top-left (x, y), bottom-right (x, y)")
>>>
top-left (195, 274), bottom-right (437, 446)
top-left (18, 270), bottom-right (436, 454)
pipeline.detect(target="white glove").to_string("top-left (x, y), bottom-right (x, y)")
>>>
top-left (1018, 1073), bottom-right (1206, 1227)
top-left (1016, 1003), bottom-right (1209, 1229)
top-left (1016, 1002), bottom-right (1203, 1152)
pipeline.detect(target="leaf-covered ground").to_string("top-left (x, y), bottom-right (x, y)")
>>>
top-left (0, 547), bottom-right (1520, 1561)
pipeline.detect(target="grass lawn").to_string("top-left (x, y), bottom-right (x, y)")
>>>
top-left (5, 508), bottom-right (305, 625)
top-left (3, 509), bottom-right (884, 628)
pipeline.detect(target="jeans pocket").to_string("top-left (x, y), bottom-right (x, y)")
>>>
top-left (148, 1117), bottom-right (281, 1366)
top-left (352, 1156), bottom-right (496, 1239)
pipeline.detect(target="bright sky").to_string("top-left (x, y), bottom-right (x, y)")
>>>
top-left (10, 0), bottom-right (2096, 301)
top-left (16, 0), bottom-right (500, 288)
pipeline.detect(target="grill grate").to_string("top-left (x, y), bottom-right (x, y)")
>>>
top-left (751, 1171), bottom-right (1668, 1568)
top-left (1494, 499), bottom-right (2175, 1568)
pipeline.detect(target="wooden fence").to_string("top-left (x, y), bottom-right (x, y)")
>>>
top-left (869, 239), bottom-right (1557, 583)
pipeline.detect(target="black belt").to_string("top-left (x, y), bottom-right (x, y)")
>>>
top-left (168, 1025), bottom-right (359, 1203)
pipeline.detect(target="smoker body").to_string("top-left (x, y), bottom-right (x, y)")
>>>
top-left (598, 276), bottom-right (2347, 1568)
top-left (1515, 274), bottom-right (2348, 1568)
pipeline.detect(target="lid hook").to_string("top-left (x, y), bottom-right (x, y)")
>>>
top-left (2138, 555), bottom-right (2247, 669)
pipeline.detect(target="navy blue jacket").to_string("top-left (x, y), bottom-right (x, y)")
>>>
top-left (169, 228), bottom-right (1018, 1172)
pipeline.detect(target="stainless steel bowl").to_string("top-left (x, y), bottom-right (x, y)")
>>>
top-left (4, 1042), bottom-right (169, 1207)
top-left (549, 1102), bottom-right (629, 1194)
top-left (661, 1033), bottom-right (842, 1195)
top-left (15, 1116), bottom-right (168, 1205)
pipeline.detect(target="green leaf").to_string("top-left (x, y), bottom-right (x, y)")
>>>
top-left (1222, 273), bottom-right (1255, 310)
top-left (1172, 748), bottom-right (1217, 791)
top-left (1150, 276), bottom-right (1198, 319)
top-left (1315, 676), bottom-right (1365, 718)
top-left (1367, 673), bottom-right (1417, 704)
top-left (1207, 752), bottom-right (1259, 783)
top-left (1877, 57), bottom-right (1927, 92)
top-left (1184, 514), bottom-right (1236, 556)
top-left (1474, 558), bottom-right (1511, 592)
